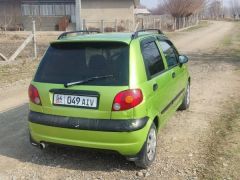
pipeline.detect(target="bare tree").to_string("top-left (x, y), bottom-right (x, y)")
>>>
top-left (230, 0), bottom-right (240, 19)
top-left (162, 0), bottom-right (205, 17)
top-left (3, 12), bottom-right (13, 31)
top-left (151, 4), bottom-right (167, 15)
top-left (156, 0), bottom-right (205, 29)
top-left (208, 0), bottom-right (222, 19)
top-left (0, 1), bottom-right (17, 31)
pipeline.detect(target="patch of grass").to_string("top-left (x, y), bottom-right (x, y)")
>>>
top-left (0, 33), bottom-right (56, 87)
top-left (199, 102), bottom-right (240, 179)
top-left (199, 22), bottom-right (240, 179)
top-left (222, 36), bottom-right (232, 45)
top-left (183, 21), bottom-right (210, 32)
top-left (0, 59), bottom-right (39, 86)
top-left (219, 22), bottom-right (240, 57)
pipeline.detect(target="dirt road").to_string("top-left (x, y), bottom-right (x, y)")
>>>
top-left (0, 21), bottom-right (240, 179)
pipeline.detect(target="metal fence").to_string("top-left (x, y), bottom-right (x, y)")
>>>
top-left (135, 14), bottom-right (199, 31)
top-left (78, 14), bottom-right (200, 33)
top-left (80, 19), bottom-right (135, 32)
top-left (73, 15), bottom-right (199, 32)
top-left (0, 13), bottom-right (200, 33)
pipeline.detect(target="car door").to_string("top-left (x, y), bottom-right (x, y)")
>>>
top-left (140, 38), bottom-right (173, 120)
top-left (159, 40), bottom-right (186, 108)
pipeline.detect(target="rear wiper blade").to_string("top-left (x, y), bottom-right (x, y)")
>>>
top-left (64, 75), bottom-right (114, 88)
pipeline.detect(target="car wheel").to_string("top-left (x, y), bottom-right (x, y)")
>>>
top-left (135, 124), bottom-right (157, 168)
top-left (178, 82), bottom-right (190, 111)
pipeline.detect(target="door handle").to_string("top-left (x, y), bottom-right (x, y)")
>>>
top-left (172, 72), bottom-right (176, 78)
top-left (153, 83), bottom-right (158, 91)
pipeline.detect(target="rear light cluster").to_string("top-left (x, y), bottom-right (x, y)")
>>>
top-left (28, 85), bottom-right (41, 105)
top-left (112, 89), bottom-right (143, 111)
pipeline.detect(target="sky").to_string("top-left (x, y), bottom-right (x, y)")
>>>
top-left (140, 0), bottom-right (232, 9)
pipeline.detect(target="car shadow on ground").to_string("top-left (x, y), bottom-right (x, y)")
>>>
top-left (0, 104), bottom-right (138, 171)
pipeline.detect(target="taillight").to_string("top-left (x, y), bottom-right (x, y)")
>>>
top-left (28, 84), bottom-right (41, 105)
top-left (112, 89), bottom-right (143, 111)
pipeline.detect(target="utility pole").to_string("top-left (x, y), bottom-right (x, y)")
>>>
top-left (75, 0), bottom-right (82, 30)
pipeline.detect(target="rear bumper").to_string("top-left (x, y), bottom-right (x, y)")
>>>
top-left (28, 111), bottom-right (150, 156)
top-left (29, 111), bottom-right (148, 132)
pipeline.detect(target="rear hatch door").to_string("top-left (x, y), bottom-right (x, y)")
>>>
top-left (33, 41), bottom-right (130, 119)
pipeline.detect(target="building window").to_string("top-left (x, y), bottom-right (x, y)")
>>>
top-left (21, 3), bottom-right (75, 16)
top-left (39, 5), bottom-right (54, 16)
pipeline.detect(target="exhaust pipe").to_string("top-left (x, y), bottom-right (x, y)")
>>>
top-left (39, 142), bottom-right (46, 150)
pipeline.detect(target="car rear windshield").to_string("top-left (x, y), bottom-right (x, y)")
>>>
top-left (34, 42), bottom-right (129, 86)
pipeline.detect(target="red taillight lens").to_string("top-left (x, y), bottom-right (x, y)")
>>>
top-left (28, 84), bottom-right (41, 105)
top-left (112, 89), bottom-right (143, 111)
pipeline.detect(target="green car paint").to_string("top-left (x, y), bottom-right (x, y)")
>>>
top-left (28, 31), bottom-right (190, 163)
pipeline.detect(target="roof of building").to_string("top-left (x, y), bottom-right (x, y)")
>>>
top-left (21, 0), bottom-right (140, 5)
top-left (134, 8), bottom-right (151, 15)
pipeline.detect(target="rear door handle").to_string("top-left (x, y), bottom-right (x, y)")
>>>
top-left (153, 83), bottom-right (158, 91)
top-left (172, 72), bottom-right (176, 78)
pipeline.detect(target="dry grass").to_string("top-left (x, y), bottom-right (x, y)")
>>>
top-left (200, 101), bottom-right (240, 179)
top-left (183, 20), bottom-right (210, 32)
top-left (199, 22), bottom-right (240, 179)
top-left (0, 59), bottom-right (38, 86)
top-left (0, 32), bottom-right (58, 88)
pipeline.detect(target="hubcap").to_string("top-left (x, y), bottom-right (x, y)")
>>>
top-left (146, 128), bottom-right (157, 161)
top-left (186, 84), bottom-right (190, 105)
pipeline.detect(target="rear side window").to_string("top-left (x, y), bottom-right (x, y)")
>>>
top-left (141, 41), bottom-right (165, 78)
top-left (159, 41), bottom-right (179, 68)
top-left (34, 42), bottom-right (129, 86)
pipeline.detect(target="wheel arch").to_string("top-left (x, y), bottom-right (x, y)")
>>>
top-left (188, 76), bottom-right (191, 84)
top-left (153, 116), bottom-right (160, 131)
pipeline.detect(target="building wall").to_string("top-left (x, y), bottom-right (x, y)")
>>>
top-left (0, 0), bottom-right (22, 28)
top-left (0, 0), bottom-right (136, 31)
top-left (20, 0), bottom-right (135, 22)
top-left (81, 0), bottom-right (135, 21)
top-left (79, 0), bottom-right (135, 31)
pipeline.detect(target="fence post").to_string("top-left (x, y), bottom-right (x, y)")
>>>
top-left (32, 21), bottom-right (37, 59)
top-left (100, 20), bottom-right (104, 33)
top-left (196, 14), bottom-right (199, 25)
top-left (183, 17), bottom-right (186, 28)
top-left (115, 19), bottom-right (118, 32)
top-left (174, 17), bottom-right (177, 30)
top-left (128, 20), bottom-right (131, 32)
top-left (82, 19), bottom-right (86, 30)
top-left (0, 53), bottom-right (7, 61)
top-left (134, 22), bottom-right (139, 31)
top-left (180, 17), bottom-right (182, 29)
top-left (159, 17), bottom-right (162, 30)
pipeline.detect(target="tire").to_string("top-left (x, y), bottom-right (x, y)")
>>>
top-left (178, 82), bottom-right (190, 111)
top-left (135, 124), bottom-right (157, 169)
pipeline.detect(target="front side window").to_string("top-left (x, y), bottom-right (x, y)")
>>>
top-left (160, 41), bottom-right (179, 68)
top-left (141, 41), bottom-right (165, 78)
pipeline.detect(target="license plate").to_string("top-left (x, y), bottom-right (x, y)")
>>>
top-left (53, 94), bottom-right (98, 109)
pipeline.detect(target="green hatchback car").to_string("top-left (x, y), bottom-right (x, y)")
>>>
top-left (28, 29), bottom-right (190, 168)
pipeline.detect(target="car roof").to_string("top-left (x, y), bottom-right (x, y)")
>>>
top-left (52, 32), bottom-right (169, 45)
top-left (54, 33), bottom-right (133, 44)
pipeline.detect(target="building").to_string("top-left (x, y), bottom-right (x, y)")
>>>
top-left (134, 8), bottom-right (151, 16)
top-left (0, 0), bottom-right (139, 31)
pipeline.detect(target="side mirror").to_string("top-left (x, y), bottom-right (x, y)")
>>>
top-left (179, 55), bottom-right (189, 64)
